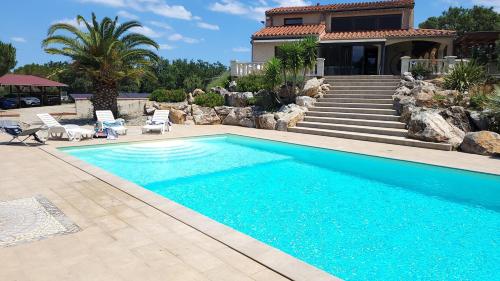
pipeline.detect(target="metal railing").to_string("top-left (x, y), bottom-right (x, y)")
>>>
top-left (230, 58), bottom-right (325, 77)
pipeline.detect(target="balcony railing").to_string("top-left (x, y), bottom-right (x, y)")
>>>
top-left (401, 56), bottom-right (470, 76)
top-left (230, 58), bottom-right (325, 77)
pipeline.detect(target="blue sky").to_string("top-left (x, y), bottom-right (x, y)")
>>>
top-left (1, 0), bottom-right (498, 67)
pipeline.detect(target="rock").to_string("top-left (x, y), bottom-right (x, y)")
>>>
top-left (402, 72), bottom-right (415, 83)
top-left (255, 89), bottom-right (281, 110)
top-left (399, 104), bottom-right (417, 124)
top-left (411, 82), bottom-right (436, 107)
top-left (302, 78), bottom-right (325, 97)
top-left (192, 89), bottom-right (205, 97)
top-left (169, 109), bottom-right (187, 124)
top-left (158, 101), bottom-right (189, 110)
top-left (255, 113), bottom-right (277, 130)
top-left (144, 104), bottom-right (156, 115)
top-left (393, 95), bottom-right (415, 115)
top-left (275, 104), bottom-right (307, 131)
top-left (460, 131), bottom-right (500, 156)
top-left (191, 105), bottom-right (221, 125)
top-left (187, 93), bottom-right (194, 105)
top-left (439, 106), bottom-right (471, 133)
top-left (214, 106), bottom-right (234, 121)
top-left (407, 110), bottom-right (465, 148)
top-left (222, 107), bottom-right (255, 127)
top-left (295, 96), bottom-right (316, 108)
top-left (211, 86), bottom-right (230, 96)
top-left (184, 120), bottom-right (195, 126)
top-left (225, 92), bottom-right (254, 107)
top-left (395, 86), bottom-right (411, 96)
top-left (468, 110), bottom-right (490, 131)
top-left (228, 81), bottom-right (237, 91)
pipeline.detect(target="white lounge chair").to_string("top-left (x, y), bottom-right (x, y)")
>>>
top-left (142, 110), bottom-right (170, 134)
top-left (95, 110), bottom-right (128, 135)
top-left (37, 113), bottom-right (93, 142)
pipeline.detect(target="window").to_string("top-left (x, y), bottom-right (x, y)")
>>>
top-left (331, 14), bottom-right (402, 32)
top-left (284, 18), bottom-right (303, 26)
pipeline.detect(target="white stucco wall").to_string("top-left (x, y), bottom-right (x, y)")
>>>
top-left (252, 41), bottom-right (284, 62)
top-left (75, 99), bottom-right (149, 118)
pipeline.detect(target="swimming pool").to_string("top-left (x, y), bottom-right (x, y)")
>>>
top-left (62, 135), bottom-right (500, 280)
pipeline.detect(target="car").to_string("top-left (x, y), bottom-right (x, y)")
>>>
top-left (20, 96), bottom-right (41, 106)
top-left (0, 98), bottom-right (18, 109)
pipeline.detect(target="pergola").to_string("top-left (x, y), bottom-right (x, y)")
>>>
top-left (0, 74), bottom-right (68, 107)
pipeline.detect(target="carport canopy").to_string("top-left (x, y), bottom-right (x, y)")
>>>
top-left (0, 74), bottom-right (68, 107)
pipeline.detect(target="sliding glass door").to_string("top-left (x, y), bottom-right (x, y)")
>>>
top-left (320, 44), bottom-right (381, 75)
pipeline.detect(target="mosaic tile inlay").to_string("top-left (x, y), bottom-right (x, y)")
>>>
top-left (0, 195), bottom-right (80, 247)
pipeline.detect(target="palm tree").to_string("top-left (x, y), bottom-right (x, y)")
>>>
top-left (300, 36), bottom-right (318, 87)
top-left (43, 13), bottom-right (159, 117)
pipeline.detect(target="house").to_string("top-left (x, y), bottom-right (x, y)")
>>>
top-left (250, 0), bottom-right (456, 76)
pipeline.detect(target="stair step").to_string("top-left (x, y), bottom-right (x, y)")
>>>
top-left (325, 75), bottom-right (398, 79)
top-left (328, 89), bottom-right (395, 95)
top-left (330, 86), bottom-right (398, 91)
top-left (310, 107), bottom-right (398, 115)
top-left (318, 98), bottom-right (393, 104)
top-left (304, 116), bottom-right (407, 129)
top-left (315, 102), bottom-right (393, 109)
top-left (296, 121), bottom-right (407, 137)
top-left (287, 127), bottom-right (452, 151)
top-left (307, 111), bottom-right (401, 121)
top-left (323, 94), bottom-right (393, 99)
top-left (330, 81), bottom-right (400, 86)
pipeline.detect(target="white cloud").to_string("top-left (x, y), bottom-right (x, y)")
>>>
top-left (117, 10), bottom-right (139, 20)
top-left (197, 22), bottom-right (220, 31)
top-left (11, 37), bottom-right (26, 43)
top-left (168, 33), bottom-right (200, 44)
top-left (159, 43), bottom-right (175, 50)
top-left (232, 47), bottom-right (250, 52)
top-left (209, 0), bottom-right (311, 21)
top-left (80, 0), bottom-right (194, 20)
top-left (130, 25), bottom-right (162, 38)
top-left (149, 21), bottom-right (172, 30)
top-left (52, 18), bottom-right (85, 29)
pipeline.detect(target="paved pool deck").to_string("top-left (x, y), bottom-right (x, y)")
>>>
top-left (0, 124), bottom-right (498, 281)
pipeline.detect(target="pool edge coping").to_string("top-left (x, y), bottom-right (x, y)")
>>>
top-left (40, 144), bottom-right (343, 281)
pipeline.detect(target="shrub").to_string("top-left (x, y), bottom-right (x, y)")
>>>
top-left (264, 58), bottom-right (282, 92)
top-left (469, 85), bottom-right (494, 110)
top-left (236, 73), bottom-right (266, 93)
top-left (443, 61), bottom-right (487, 92)
top-left (411, 62), bottom-right (432, 79)
top-left (485, 86), bottom-right (500, 133)
top-left (149, 89), bottom-right (186, 102)
top-left (194, 92), bottom-right (224, 107)
top-left (206, 71), bottom-right (231, 91)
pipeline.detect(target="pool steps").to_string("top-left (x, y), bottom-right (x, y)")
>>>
top-left (290, 76), bottom-right (453, 151)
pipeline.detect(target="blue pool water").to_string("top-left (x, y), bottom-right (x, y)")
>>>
top-left (62, 135), bottom-right (500, 280)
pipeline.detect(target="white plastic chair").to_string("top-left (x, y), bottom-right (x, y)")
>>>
top-left (37, 113), bottom-right (93, 141)
top-left (95, 110), bottom-right (128, 135)
top-left (142, 110), bottom-right (170, 134)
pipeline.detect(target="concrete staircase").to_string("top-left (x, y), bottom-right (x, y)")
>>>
top-left (289, 75), bottom-right (452, 151)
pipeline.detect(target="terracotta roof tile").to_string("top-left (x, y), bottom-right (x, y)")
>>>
top-left (266, 0), bottom-right (414, 15)
top-left (321, 28), bottom-right (456, 40)
top-left (253, 24), bottom-right (326, 38)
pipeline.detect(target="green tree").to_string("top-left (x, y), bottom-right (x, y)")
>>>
top-left (42, 13), bottom-right (159, 117)
top-left (419, 6), bottom-right (500, 35)
top-left (264, 57), bottom-right (282, 92)
top-left (183, 75), bottom-right (203, 92)
top-left (300, 36), bottom-right (318, 87)
top-left (0, 41), bottom-right (17, 76)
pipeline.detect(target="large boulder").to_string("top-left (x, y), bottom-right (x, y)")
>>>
top-left (399, 104), bottom-right (417, 124)
top-left (460, 131), bottom-right (500, 156)
top-left (211, 86), bottom-right (230, 97)
top-left (158, 101), bottom-right (189, 110)
top-left (255, 113), bottom-right (277, 130)
top-left (225, 92), bottom-right (254, 107)
top-left (411, 82), bottom-right (436, 107)
top-left (187, 93), bottom-right (194, 105)
top-left (393, 95), bottom-right (415, 115)
top-left (275, 104), bottom-right (307, 131)
top-left (302, 78), bottom-right (325, 97)
top-left (214, 106), bottom-right (234, 121)
top-left (407, 110), bottom-right (465, 148)
top-left (222, 107), bottom-right (255, 127)
top-left (192, 89), bottom-right (205, 97)
top-left (191, 105), bottom-right (221, 125)
top-left (169, 109), bottom-right (187, 124)
top-left (439, 106), bottom-right (471, 133)
top-left (468, 110), bottom-right (491, 131)
top-left (295, 96), bottom-right (316, 108)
